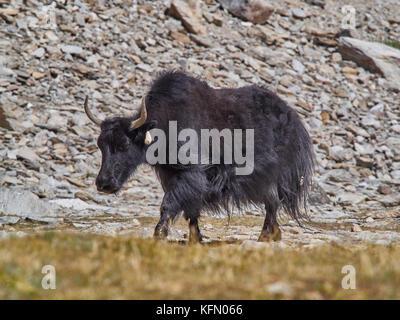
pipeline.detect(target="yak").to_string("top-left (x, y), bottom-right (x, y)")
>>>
top-left (84, 70), bottom-right (314, 243)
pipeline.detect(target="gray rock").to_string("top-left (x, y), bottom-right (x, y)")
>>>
top-left (16, 147), bottom-right (41, 170)
top-left (356, 156), bottom-right (374, 168)
top-left (339, 37), bottom-right (400, 84)
top-left (369, 103), bottom-right (385, 118)
top-left (391, 170), bottom-right (400, 179)
top-left (61, 45), bottom-right (83, 55)
top-left (336, 192), bottom-right (366, 205)
top-left (0, 216), bottom-right (20, 225)
top-left (32, 47), bottom-right (45, 58)
top-left (391, 125), bottom-right (400, 134)
top-left (386, 137), bottom-right (400, 156)
top-left (354, 143), bottom-right (375, 156)
top-left (0, 188), bottom-right (53, 217)
top-left (309, 182), bottom-right (331, 205)
top-left (49, 198), bottom-right (108, 211)
top-left (292, 8), bottom-right (307, 19)
top-left (0, 104), bottom-right (12, 129)
top-left (0, 169), bottom-right (5, 185)
top-left (304, 0), bottom-right (325, 8)
top-left (330, 146), bottom-right (353, 161)
top-left (309, 117), bottom-right (322, 128)
top-left (169, 0), bottom-right (205, 35)
top-left (361, 115), bottom-right (381, 129)
top-left (249, 46), bottom-right (274, 60)
top-left (292, 59), bottom-right (305, 74)
top-left (327, 169), bottom-right (353, 183)
top-left (218, 0), bottom-right (274, 24)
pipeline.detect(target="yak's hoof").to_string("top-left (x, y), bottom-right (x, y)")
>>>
top-left (189, 224), bottom-right (202, 244)
top-left (154, 225), bottom-right (168, 240)
top-left (189, 233), bottom-right (203, 244)
top-left (257, 226), bottom-right (282, 242)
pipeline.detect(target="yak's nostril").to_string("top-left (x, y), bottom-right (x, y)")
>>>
top-left (96, 177), bottom-right (117, 192)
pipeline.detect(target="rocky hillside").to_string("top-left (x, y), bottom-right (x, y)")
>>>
top-left (0, 0), bottom-right (400, 245)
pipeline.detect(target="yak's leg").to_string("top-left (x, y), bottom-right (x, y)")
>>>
top-left (154, 192), bottom-right (178, 240)
top-left (188, 216), bottom-right (202, 244)
top-left (258, 200), bottom-right (281, 242)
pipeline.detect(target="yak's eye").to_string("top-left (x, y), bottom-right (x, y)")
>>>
top-left (116, 139), bottom-right (129, 152)
top-left (117, 144), bottom-right (127, 152)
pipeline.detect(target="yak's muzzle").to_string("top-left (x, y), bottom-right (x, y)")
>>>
top-left (96, 176), bottom-right (120, 193)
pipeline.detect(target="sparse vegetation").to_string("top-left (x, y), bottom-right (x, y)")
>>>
top-left (383, 40), bottom-right (400, 50)
top-left (1, 233), bottom-right (400, 299)
top-left (373, 37), bottom-right (400, 50)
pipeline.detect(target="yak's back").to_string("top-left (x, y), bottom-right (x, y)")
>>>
top-left (147, 71), bottom-right (211, 106)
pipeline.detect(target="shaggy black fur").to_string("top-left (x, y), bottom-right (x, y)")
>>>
top-left (93, 70), bottom-right (314, 242)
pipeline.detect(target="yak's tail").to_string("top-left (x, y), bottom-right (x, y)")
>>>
top-left (278, 111), bottom-right (315, 224)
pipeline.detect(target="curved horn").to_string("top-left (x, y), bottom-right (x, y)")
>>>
top-left (130, 97), bottom-right (147, 130)
top-left (84, 96), bottom-right (102, 126)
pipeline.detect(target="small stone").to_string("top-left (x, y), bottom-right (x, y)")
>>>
top-left (279, 75), bottom-right (293, 87)
top-left (354, 143), bottom-right (375, 156)
top-left (16, 147), bottom-right (41, 170)
top-left (361, 115), bottom-right (381, 129)
top-left (336, 193), bottom-right (366, 205)
top-left (342, 66), bottom-right (359, 75)
top-left (0, 8), bottom-right (20, 15)
top-left (61, 45), bottom-right (83, 55)
top-left (32, 71), bottom-right (46, 80)
top-left (369, 103), bottom-right (385, 119)
top-left (189, 34), bottom-right (212, 47)
top-left (292, 8), bottom-right (307, 19)
top-left (218, 0), bottom-right (274, 24)
top-left (391, 125), bottom-right (400, 134)
top-left (378, 185), bottom-right (392, 195)
top-left (379, 194), bottom-right (400, 207)
top-left (332, 52), bottom-right (342, 62)
top-left (297, 98), bottom-right (313, 112)
top-left (356, 156), bottom-right (374, 168)
top-left (169, 0), bottom-right (206, 35)
top-left (170, 32), bottom-right (191, 44)
top-left (292, 59), bottom-right (305, 74)
top-left (0, 188), bottom-right (53, 217)
top-left (351, 224), bottom-right (362, 232)
top-left (304, 0), bottom-right (325, 8)
top-left (366, 217), bottom-right (374, 223)
top-left (266, 282), bottom-right (293, 296)
top-left (321, 110), bottom-right (330, 124)
top-left (32, 47), bottom-right (45, 58)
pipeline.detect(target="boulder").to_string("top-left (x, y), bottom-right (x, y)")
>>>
top-left (0, 188), bottom-right (53, 217)
top-left (169, 0), bottom-right (206, 35)
top-left (339, 37), bottom-right (400, 85)
top-left (0, 103), bottom-right (12, 130)
top-left (218, 0), bottom-right (274, 24)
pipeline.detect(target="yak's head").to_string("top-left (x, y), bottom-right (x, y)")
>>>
top-left (84, 97), bottom-right (153, 193)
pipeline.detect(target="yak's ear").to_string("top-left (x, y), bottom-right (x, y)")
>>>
top-left (143, 120), bottom-right (157, 145)
top-left (131, 120), bottom-right (157, 144)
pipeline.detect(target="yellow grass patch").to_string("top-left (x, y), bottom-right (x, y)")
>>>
top-left (1, 233), bottom-right (399, 299)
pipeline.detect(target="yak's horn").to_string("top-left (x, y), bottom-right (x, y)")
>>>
top-left (84, 96), bottom-right (102, 126)
top-left (130, 97), bottom-right (147, 130)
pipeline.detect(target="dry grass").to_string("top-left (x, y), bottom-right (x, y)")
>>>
top-left (0, 233), bottom-right (400, 299)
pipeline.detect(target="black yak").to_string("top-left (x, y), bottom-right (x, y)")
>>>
top-left (84, 70), bottom-right (314, 243)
